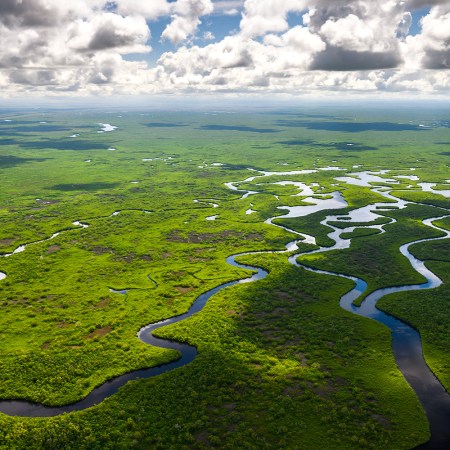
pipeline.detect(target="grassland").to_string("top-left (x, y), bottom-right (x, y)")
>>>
top-left (0, 105), bottom-right (449, 448)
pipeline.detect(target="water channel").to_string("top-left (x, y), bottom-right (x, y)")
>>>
top-left (0, 170), bottom-right (449, 448)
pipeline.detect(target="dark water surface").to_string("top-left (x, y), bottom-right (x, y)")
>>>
top-left (0, 174), bottom-right (449, 450)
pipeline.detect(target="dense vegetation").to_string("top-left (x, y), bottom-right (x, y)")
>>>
top-left (0, 106), bottom-right (449, 448)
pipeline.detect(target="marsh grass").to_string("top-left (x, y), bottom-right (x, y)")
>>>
top-left (0, 107), bottom-right (448, 448)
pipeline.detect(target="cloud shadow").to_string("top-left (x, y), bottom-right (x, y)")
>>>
top-left (0, 155), bottom-right (48, 168)
top-left (199, 125), bottom-right (279, 134)
top-left (47, 182), bottom-right (120, 191)
top-left (144, 122), bottom-right (187, 128)
top-left (277, 140), bottom-right (378, 151)
top-left (20, 139), bottom-right (110, 151)
top-left (275, 120), bottom-right (428, 132)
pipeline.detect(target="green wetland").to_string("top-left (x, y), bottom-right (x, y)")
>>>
top-left (0, 105), bottom-right (449, 449)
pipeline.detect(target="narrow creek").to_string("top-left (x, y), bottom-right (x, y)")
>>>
top-left (0, 171), bottom-right (449, 449)
top-left (290, 212), bottom-right (450, 449)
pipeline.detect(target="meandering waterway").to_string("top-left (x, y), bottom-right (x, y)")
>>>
top-left (0, 170), bottom-right (449, 449)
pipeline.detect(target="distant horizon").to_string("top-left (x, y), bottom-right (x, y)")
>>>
top-left (1, 96), bottom-right (450, 111)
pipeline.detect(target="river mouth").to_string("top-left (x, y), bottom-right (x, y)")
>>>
top-left (0, 170), bottom-right (449, 449)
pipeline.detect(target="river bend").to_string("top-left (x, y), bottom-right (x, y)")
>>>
top-left (0, 173), bottom-right (449, 450)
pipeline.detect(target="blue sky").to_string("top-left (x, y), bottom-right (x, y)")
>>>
top-left (145, 4), bottom-right (431, 63)
top-left (0, 0), bottom-right (449, 98)
top-left (410, 6), bottom-right (431, 34)
top-left (128, 1), bottom-right (244, 64)
top-left (144, 11), bottom-right (242, 64)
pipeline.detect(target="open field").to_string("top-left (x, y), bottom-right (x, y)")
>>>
top-left (0, 106), bottom-right (449, 449)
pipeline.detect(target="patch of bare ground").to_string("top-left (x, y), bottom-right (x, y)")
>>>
top-left (372, 414), bottom-right (391, 429)
top-left (47, 245), bottom-right (60, 254)
top-left (0, 238), bottom-right (15, 247)
top-left (175, 286), bottom-right (194, 294)
top-left (284, 383), bottom-right (305, 397)
top-left (94, 297), bottom-right (111, 308)
top-left (307, 377), bottom-right (352, 401)
top-left (167, 229), bottom-right (263, 244)
top-left (168, 270), bottom-right (186, 278)
top-left (272, 307), bottom-right (289, 316)
top-left (114, 254), bottom-right (136, 263)
top-left (92, 247), bottom-right (114, 256)
top-left (274, 290), bottom-right (298, 303)
top-left (189, 256), bottom-right (211, 263)
top-left (195, 432), bottom-right (211, 446)
top-left (262, 329), bottom-right (277, 339)
top-left (84, 326), bottom-right (112, 339)
top-left (10, 296), bottom-right (30, 305)
top-left (312, 383), bottom-right (336, 400)
top-left (293, 351), bottom-right (308, 366)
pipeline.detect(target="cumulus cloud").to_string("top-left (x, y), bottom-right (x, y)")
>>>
top-left (304, 1), bottom-right (407, 71)
top-left (0, 0), bottom-right (92, 28)
top-left (69, 14), bottom-right (150, 53)
top-left (240, 0), bottom-right (307, 38)
top-left (419, 5), bottom-right (450, 68)
top-left (157, 35), bottom-right (255, 75)
top-left (162, 0), bottom-right (214, 45)
top-left (263, 26), bottom-right (326, 69)
top-left (402, 3), bottom-right (450, 69)
top-left (0, 0), bottom-right (153, 98)
top-left (406, 0), bottom-right (450, 8)
top-left (311, 49), bottom-right (402, 71)
top-left (0, 0), bottom-right (57, 28)
top-left (202, 31), bottom-right (216, 41)
top-left (0, 0), bottom-right (449, 97)
top-left (213, 1), bottom-right (244, 15)
top-left (115, 0), bottom-right (171, 18)
top-left (319, 14), bottom-right (388, 53)
top-left (147, 0), bottom-right (449, 94)
top-left (0, 1), bottom-right (151, 64)
top-left (10, 69), bottom-right (58, 86)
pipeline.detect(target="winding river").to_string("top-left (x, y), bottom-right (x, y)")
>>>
top-left (0, 171), bottom-right (449, 449)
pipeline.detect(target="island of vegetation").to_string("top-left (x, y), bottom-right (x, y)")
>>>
top-left (0, 105), bottom-right (449, 449)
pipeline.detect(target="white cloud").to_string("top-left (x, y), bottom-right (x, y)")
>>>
top-left (420, 4), bottom-right (450, 48)
top-left (115, 0), bottom-right (171, 19)
top-left (213, 1), bottom-right (245, 14)
top-left (406, 0), bottom-right (450, 8)
top-left (202, 31), bottom-right (216, 41)
top-left (240, 0), bottom-right (307, 38)
top-left (402, 4), bottom-right (450, 69)
top-left (162, 0), bottom-right (214, 45)
top-left (223, 8), bottom-right (240, 16)
top-left (263, 26), bottom-right (326, 69)
top-left (0, 0), bottom-right (104, 28)
top-left (67, 14), bottom-right (150, 54)
top-left (305, 1), bottom-right (408, 70)
top-left (320, 14), bottom-right (389, 53)
top-left (0, 0), bottom-right (154, 96)
top-left (0, 0), bottom-right (449, 98)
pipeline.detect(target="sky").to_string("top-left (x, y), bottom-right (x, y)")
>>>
top-left (0, 0), bottom-right (449, 101)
